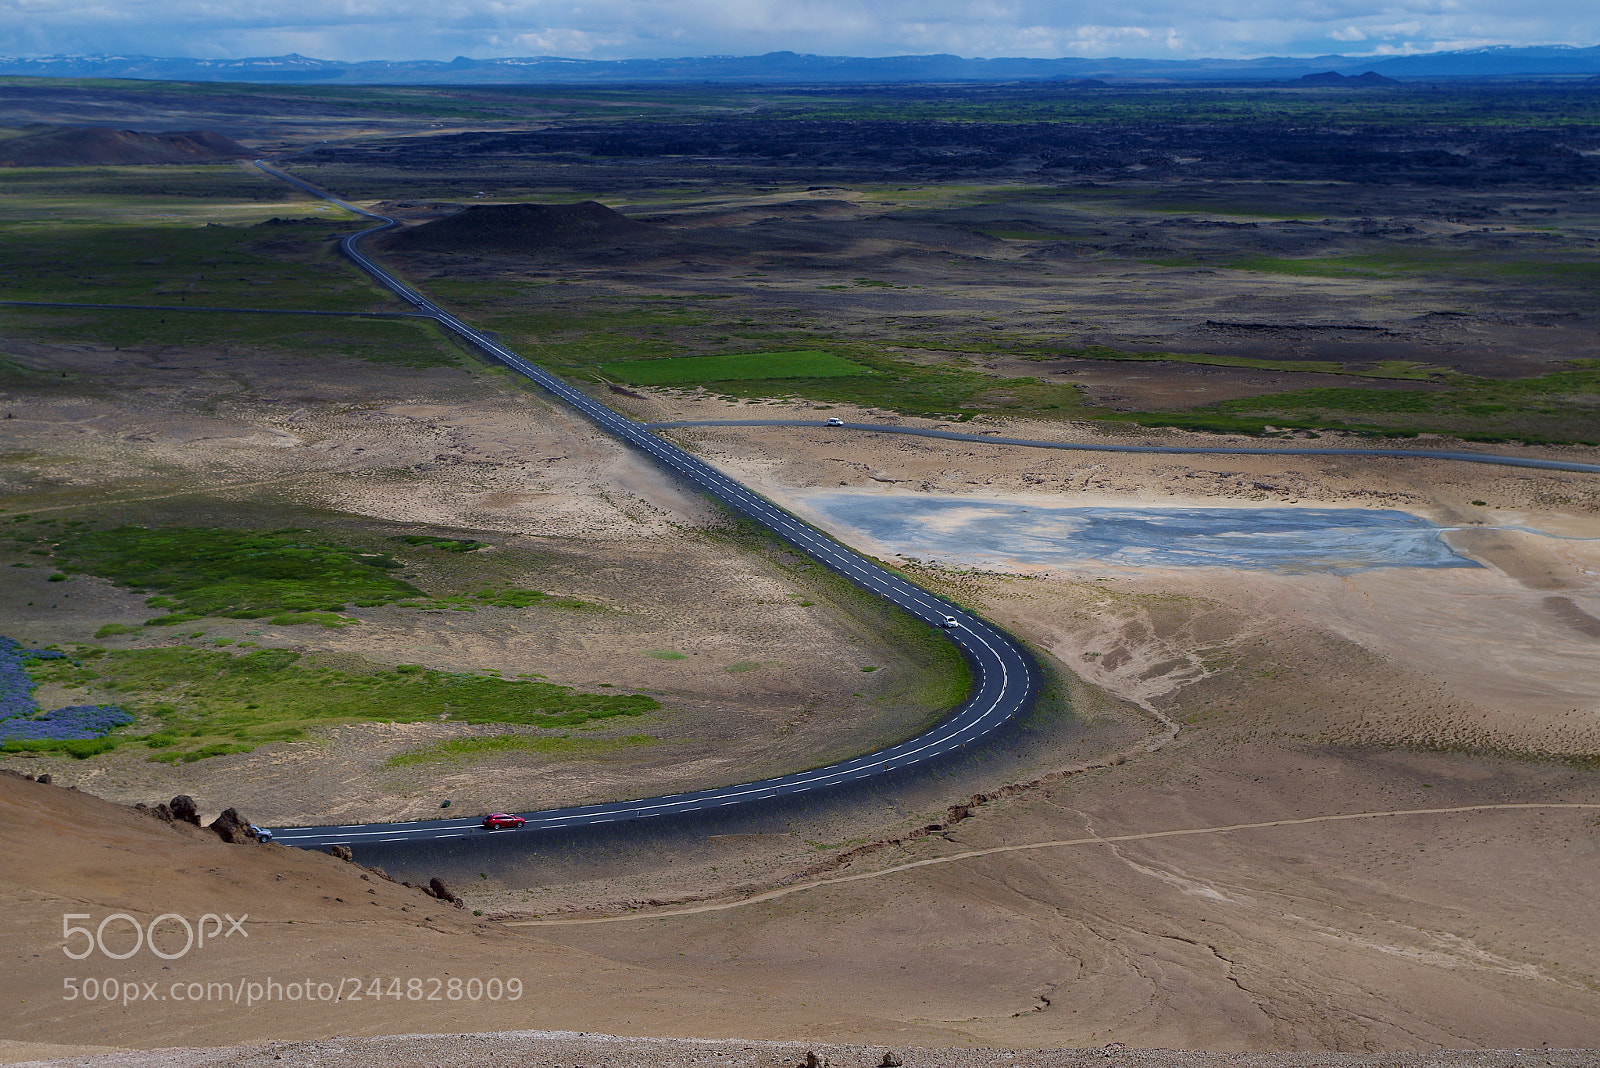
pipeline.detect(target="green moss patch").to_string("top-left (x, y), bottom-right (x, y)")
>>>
top-left (1110, 359), bottom-right (1600, 443)
top-left (1, 309), bottom-right (462, 369)
top-left (27, 645), bottom-right (658, 763)
top-left (598, 349), bottom-right (869, 385)
top-left (428, 587), bottom-right (595, 611)
top-left (0, 221), bottom-right (385, 311)
top-left (389, 534), bottom-right (487, 552)
top-left (45, 526), bottom-right (420, 622)
top-left (385, 732), bottom-right (656, 767)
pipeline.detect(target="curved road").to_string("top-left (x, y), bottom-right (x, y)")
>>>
top-left (252, 161), bottom-right (1042, 849)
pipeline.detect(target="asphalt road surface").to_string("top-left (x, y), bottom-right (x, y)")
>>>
top-left (252, 161), bottom-right (1042, 849)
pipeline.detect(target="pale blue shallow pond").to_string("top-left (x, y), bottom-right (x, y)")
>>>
top-left (803, 494), bottom-right (1478, 573)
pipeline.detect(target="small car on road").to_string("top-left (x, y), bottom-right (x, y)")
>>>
top-left (825, 417), bottom-right (845, 426)
top-left (940, 616), bottom-right (961, 628)
top-left (482, 813), bottom-right (526, 830)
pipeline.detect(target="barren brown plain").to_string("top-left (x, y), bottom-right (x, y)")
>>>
top-left (2, 79), bottom-right (1599, 1064)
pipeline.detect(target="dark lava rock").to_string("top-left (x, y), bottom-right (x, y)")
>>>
top-left (428, 877), bottom-right (463, 906)
top-left (169, 795), bottom-right (201, 826)
top-left (389, 201), bottom-right (658, 254)
top-left (208, 807), bottom-right (258, 844)
top-left (329, 844), bottom-right (354, 862)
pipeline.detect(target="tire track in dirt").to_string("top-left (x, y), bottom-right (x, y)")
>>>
top-left (504, 803), bottom-right (1600, 926)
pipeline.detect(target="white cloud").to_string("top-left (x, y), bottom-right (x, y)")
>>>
top-left (0, 0), bottom-right (1594, 61)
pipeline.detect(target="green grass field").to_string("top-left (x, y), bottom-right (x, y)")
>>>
top-left (0, 220), bottom-right (388, 310)
top-left (16, 645), bottom-right (657, 763)
top-left (1101, 360), bottom-right (1600, 443)
top-left (385, 732), bottom-right (657, 767)
top-left (40, 526), bottom-right (421, 625)
top-left (1026, 346), bottom-right (1453, 381)
top-left (6, 523), bottom-right (598, 627)
top-left (0, 307), bottom-right (461, 367)
top-left (598, 349), bottom-right (870, 384)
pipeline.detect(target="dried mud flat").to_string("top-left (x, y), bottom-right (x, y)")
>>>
top-left (616, 386), bottom-right (1600, 757)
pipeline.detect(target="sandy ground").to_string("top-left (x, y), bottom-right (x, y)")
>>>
top-left (4, 729), bottom-right (1599, 1057)
top-left (6, 347), bottom-right (1600, 1061)
top-left (7, 214), bottom-right (1600, 1057)
top-left (616, 390), bottom-right (1600, 759)
top-left (0, 342), bottom-right (960, 823)
top-left (8, 1032), bottom-right (1600, 1068)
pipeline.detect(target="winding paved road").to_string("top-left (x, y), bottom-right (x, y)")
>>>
top-left (252, 162), bottom-right (1042, 849)
top-left (251, 164), bottom-right (1598, 850)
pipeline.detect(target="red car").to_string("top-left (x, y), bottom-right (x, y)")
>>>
top-left (481, 813), bottom-right (526, 830)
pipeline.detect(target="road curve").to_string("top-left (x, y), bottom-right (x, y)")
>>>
top-left (647, 421), bottom-right (1600, 476)
top-left (251, 161), bottom-right (1042, 849)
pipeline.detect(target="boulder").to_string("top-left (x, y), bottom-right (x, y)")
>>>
top-left (208, 807), bottom-right (258, 844)
top-left (428, 877), bottom-right (462, 905)
top-left (329, 844), bottom-right (354, 862)
top-left (169, 795), bottom-right (201, 826)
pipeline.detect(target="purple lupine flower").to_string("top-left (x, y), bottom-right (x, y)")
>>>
top-left (0, 637), bottom-right (131, 741)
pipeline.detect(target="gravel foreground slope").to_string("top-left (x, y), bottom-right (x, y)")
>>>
top-left (12, 1033), bottom-right (1598, 1068)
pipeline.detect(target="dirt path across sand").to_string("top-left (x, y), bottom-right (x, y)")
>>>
top-left (649, 420), bottom-right (1600, 476)
top-left (507, 802), bottom-right (1600, 926)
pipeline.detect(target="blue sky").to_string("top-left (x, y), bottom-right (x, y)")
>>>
top-left (1, 0), bottom-right (1593, 62)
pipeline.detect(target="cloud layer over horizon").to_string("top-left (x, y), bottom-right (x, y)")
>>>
top-left (2, 0), bottom-right (1594, 64)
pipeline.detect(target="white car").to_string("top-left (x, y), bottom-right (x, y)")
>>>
top-left (825, 417), bottom-right (844, 426)
top-left (940, 616), bottom-right (961, 628)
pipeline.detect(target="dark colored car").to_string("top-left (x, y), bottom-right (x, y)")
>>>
top-left (482, 813), bottom-right (526, 830)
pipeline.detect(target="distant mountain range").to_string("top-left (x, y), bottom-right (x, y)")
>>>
top-left (1, 46), bottom-right (1599, 85)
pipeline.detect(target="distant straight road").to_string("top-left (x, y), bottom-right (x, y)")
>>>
top-left (252, 161), bottom-right (1042, 850)
top-left (646, 421), bottom-right (1600, 476)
